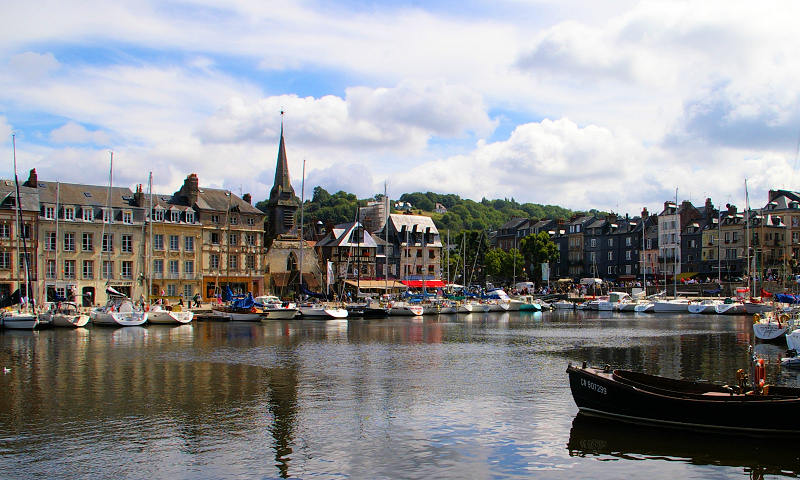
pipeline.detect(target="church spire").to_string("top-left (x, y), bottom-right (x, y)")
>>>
top-left (267, 112), bottom-right (299, 240)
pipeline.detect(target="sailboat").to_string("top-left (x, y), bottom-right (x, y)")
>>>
top-left (89, 153), bottom-right (147, 326)
top-left (3, 135), bottom-right (39, 330)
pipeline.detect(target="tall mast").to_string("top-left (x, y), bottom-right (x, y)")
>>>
top-left (299, 158), bottom-right (305, 292)
top-left (55, 181), bottom-right (60, 300)
top-left (12, 134), bottom-right (33, 309)
top-left (147, 172), bottom-right (153, 302)
top-left (673, 188), bottom-right (678, 298)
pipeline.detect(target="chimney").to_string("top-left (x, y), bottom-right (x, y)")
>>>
top-left (134, 184), bottom-right (145, 207)
top-left (24, 169), bottom-right (38, 188)
top-left (727, 204), bottom-right (737, 216)
top-left (183, 174), bottom-right (199, 206)
top-left (243, 193), bottom-right (252, 205)
top-left (641, 207), bottom-right (649, 219)
top-left (705, 198), bottom-right (714, 213)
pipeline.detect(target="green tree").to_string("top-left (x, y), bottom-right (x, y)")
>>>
top-left (519, 232), bottom-right (560, 283)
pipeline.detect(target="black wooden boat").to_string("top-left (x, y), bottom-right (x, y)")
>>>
top-left (567, 362), bottom-right (800, 435)
top-left (345, 304), bottom-right (389, 318)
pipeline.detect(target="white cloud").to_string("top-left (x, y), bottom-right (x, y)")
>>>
top-left (50, 121), bottom-right (111, 145)
top-left (7, 52), bottom-right (59, 83)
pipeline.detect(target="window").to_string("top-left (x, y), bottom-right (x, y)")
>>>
top-left (589, 252), bottom-right (596, 262)
top-left (45, 231), bottom-right (56, 251)
top-left (230, 215), bottom-right (238, 225)
top-left (64, 233), bottom-right (76, 252)
top-left (229, 233), bottom-right (238, 245)
top-left (153, 208), bottom-right (165, 221)
top-left (245, 255), bottom-right (255, 270)
top-left (64, 260), bottom-right (76, 279)
top-left (590, 238), bottom-right (596, 248)
top-left (123, 211), bottom-right (133, 224)
top-left (0, 252), bottom-right (10, 269)
top-left (211, 232), bottom-right (220, 245)
top-left (211, 214), bottom-right (220, 224)
top-left (626, 237), bottom-right (632, 246)
top-left (167, 284), bottom-right (177, 296)
top-left (429, 250), bottom-right (435, 259)
top-left (83, 260), bottom-right (93, 279)
top-left (228, 254), bottom-right (238, 270)
top-left (184, 260), bottom-right (194, 277)
top-left (122, 234), bottom-right (133, 253)
top-left (121, 261), bottom-right (133, 279)
top-left (153, 259), bottom-right (164, 277)
top-left (183, 285), bottom-right (194, 299)
top-left (170, 210), bottom-right (180, 222)
top-left (245, 233), bottom-right (255, 246)
top-left (169, 260), bottom-right (179, 278)
top-left (64, 206), bottom-right (75, 221)
top-left (607, 251), bottom-right (613, 261)
top-left (186, 211), bottom-right (195, 223)
top-left (102, 261), bottom-right (114, 279)
top-left (21, 223), bottom-right (31, 238)
top-left (102, 234), bottom-right (113, 253)
top-left (625, 250), bottom-right (632, 260)
top-left (46, 260), bottom-right (56, 279)
top-left (210, 254), bottom-right (219, 270)
top-left (103, 208), bottom-right (112, 223)
top-left (154, 234), bottom-right (164, 251)
top-left (732, 232), bottom-right (739, 243)
top-left (0, 224), bottom-right (9, 238)
top-left (608, 266), bottom-right (613, 275)
top-left (169, 235), bottom-right (180, 251)
top-left (45, 205), bottom-right (56, 219)
top-left (82, 232), bottom-right (93, 252)
top-left (247, 217), bottom-right (255, 226)
top-left (82, 208), bottom-right (93, 222)
top-left (608, 238), bottom-right (613, 247)
top-left (185, 236), bottom-right (194, 252)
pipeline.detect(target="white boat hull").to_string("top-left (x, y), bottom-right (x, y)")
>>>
top-left (298, 307), bottom-right (348, 318)
top-left (653, 300), bottom-right (690, 313)
top-left (51, 313), bottom-right (90, 328)
top-left (147, 309), bottom-right (194, 324)
top-left (714, 303), bottom-right (746, 315)
top-left (389, 304), bottom-right (424, 316)
top-left (260, 308), bottom-right (298, 320)
top-left (753, 321), bottom-right (789, 341)
top-left (3, 313), bottom-right (39, 330)
top-left (634, 303), bottom-right (654, 313)
top-left (91, 310), bottom-right (148, 326)
top-left (553, 301), bottom-right (574, 310)
top-left (787, 329), bottom-right (800, 352)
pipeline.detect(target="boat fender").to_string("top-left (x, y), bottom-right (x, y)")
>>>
top-left (250, 306), bottom-right (258, 313)
top-left (753, 313), bottom-right (760, 324)
top-left (754, 358), bottom-right (766, 394)
top-left (779, 314), bottom-right (790, 325)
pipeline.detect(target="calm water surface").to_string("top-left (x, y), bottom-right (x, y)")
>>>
top-left (1, 310), bottom-right (799, 479)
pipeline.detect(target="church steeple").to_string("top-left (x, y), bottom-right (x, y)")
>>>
top-left (267, 114), bottom-right (299, 240)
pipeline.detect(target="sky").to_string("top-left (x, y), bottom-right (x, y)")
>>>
top-left (2, 0), bottom-right (800, 218)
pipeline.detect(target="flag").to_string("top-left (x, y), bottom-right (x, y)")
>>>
top-left (327, 261), bottom-right (334, 285)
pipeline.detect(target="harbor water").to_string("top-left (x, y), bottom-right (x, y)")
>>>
top-left (1, 310), bottom-right (799, 479)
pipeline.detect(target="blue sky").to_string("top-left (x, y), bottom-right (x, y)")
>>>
top-left (2, 0), bottom-right (799, 216)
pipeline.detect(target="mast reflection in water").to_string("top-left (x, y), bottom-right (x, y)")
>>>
top-left (0, 311), bottom-right (798, 479)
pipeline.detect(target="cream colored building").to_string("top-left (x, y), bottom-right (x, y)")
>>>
top-left (0, 178), bottom-right (38, 304)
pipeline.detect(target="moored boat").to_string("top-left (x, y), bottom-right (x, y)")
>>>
top-left (753, 311), bottom-right (790, 341)
top-left (389, 301), bottom-right (424, 316)
top-left (652, 298), bottom-right (691, 313)
top-left (147, 305), bottom-right (194, 324)
top-left (91, 295), bottom-right (147, 326)
top-left (2, 311), bottom-right (40, 330)
top-left (714, 300), bottom-right (746, 315)
top-left (297, 303), bottom-right (348, 319)
top-left (49, 302), bottom-right (90, 328)
top-left (567, 361), bottom-right (800, 435)
top-left (687, 299), bottom-right (721, 314)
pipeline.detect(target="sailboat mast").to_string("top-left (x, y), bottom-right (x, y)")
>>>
top-left (147, 172), bottom-right (153, 303)
top-left (299, 159), bottom-right (305, 293)
top-left (12, 134), bottom-right (33, 309)
top-left (55, 182), bottom-right (60, 300)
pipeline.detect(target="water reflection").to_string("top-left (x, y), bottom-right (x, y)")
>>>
top-left (3, 312), bottom-right (800, 479)
top-left (567, 413), bottom-right (800, 479)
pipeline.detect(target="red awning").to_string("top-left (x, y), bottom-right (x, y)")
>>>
top-left (402, 280), bottom-right (445, 288)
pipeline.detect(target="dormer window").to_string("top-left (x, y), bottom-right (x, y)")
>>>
top-left (64, 206), bottom-right (75, 221)
top-left (185, 211), bottom-right (195, 224)
top-left (83, 208), bottom-right (94, 222)
top-left (153, 207), bottom-right (165, 222)
top-left (170, 210), bottom-right (180, 222)
top-left (103, 208), bottom-right (112, 223)
top-left (123, 211), bottom-right (133, 224)
top-left (44, 205), bottom-right (55, 219)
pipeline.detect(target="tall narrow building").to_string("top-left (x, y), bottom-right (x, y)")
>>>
top-left (263, 119), bottom-right (322, 296)
top-left (266, 123), bottom-right (299, 243)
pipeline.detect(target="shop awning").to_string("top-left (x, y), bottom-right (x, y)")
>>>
top-left (401, 280), bottom-right (446, 288)
top-left (345, 280), bottom-right (406, 290)
top-left (616, 275), bottom-right (637, 281)
top-left (675, 272), bottom-right (698, 280)
top-left (271, 272), bottom-right (292, 287)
